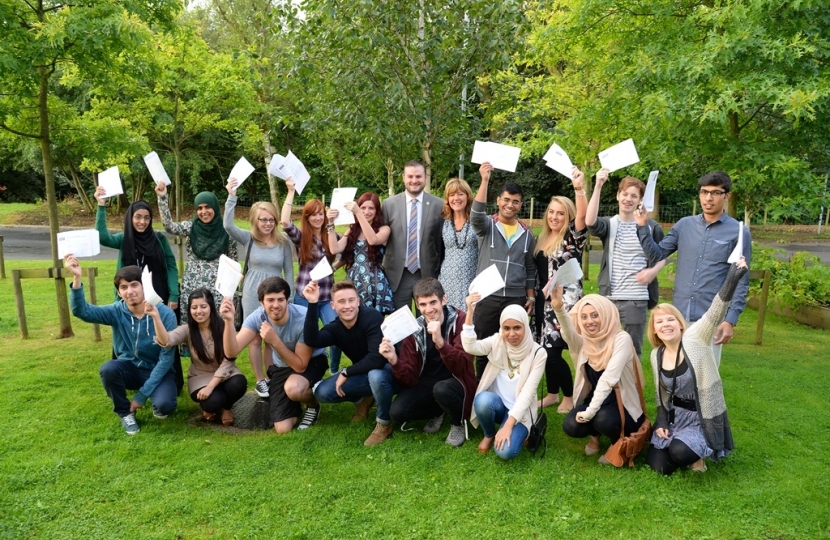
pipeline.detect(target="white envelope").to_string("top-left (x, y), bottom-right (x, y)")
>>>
top-left (598, 139), bottom-right (640, 173)
top-left (543, 143), bottom-right (574, 180)
top-left (381, 306), bottom-right (421, 345)
top-left (330, 187), bottom-right (358, 226)
top-left (142, 267), bottom-right (163, 306)
top-left (215, 255), bottom-right (243, 299)
top-left (309, 257), bottom-right (334, 281)
top-left (643, 170), bottom-right (659, 212)
top-left (97, 166), bottom-right (123, 198)
top-left (269, 151), bottom-right (311, 194)
top-left (227, 156), bottom-right (256, 187)
top-left (468, 263), bottom-right (506, 302)
top-left (57, 229), bottom-right (101, 258)
top-left (143, 151), bottom-right (171, 186)
top-left (728, 221), bottom-right (744, 264)
top-left (548, 258), bottom-right (584, 290)
top-left (471, 141), bottom-right (521, 173)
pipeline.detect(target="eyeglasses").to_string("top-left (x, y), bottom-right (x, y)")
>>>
top-left (133, 216), bottom-right (151, 223)
top-left (258, 218), bottom-right (277, 224)
top-left (699, 189), bottom-right (727, 198)
top-left (499, 197), bottom-right (523, 207)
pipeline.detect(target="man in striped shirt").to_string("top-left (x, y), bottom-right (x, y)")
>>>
top-left (586, 170), bottom-right (665, 357)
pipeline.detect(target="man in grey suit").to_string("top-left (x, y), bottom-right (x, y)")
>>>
top-left (382, 160), bottom-right (444, 312)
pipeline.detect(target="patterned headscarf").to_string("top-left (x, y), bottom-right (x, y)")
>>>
top-left (190, 191), bottom-right (229, 261)
top-left (569, 294), bottom-right (624, 371)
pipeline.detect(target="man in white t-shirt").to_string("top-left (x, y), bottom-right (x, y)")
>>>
top-left (220, 276), bottom-right (327, 434)
top-left (586, 170), bottom-right (665, 356)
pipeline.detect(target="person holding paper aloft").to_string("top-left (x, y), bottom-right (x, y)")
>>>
top-left (302, 280), bottom-right (389, 446)
top-left (645, 258), bottom-right (747, 475)
top-left (65, 254), bottom-right (178, 435)
top-left (585, 170), bottom-right (665, 358)
top-left (225, 178), bottom-right (294, 397)
top-left (533, 166), bottom-right (588, 414)
top-left (148, 288), bottom-right (247, 426)
top-left (437, 178), bottom-right (479, 309)
top-left (155, 183), bottom-right (237, 327)
top-left (326, 192), bottom-right (395, 314)
top-left (94, 186), bottom-right (183, 393)
top-left (280, 178), bottom-right (342, 373)
top-left (551, 286), bottom-right (646, 464)
top-left (461, 294), bottom-right (546, 460)
top-left (634, 171), bottom-right (751, 367)
top-left (470, 162), bottom-right (537, 380)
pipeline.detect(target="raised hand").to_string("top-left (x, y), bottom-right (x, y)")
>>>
top-left (154, 182), bottom-right (167, 197)
top-left (226, 177), bottom-right (239, 196)
top-left (94, 186), bottom-right (107, 206)
top-left (219, 297), bottom-right (235, 321)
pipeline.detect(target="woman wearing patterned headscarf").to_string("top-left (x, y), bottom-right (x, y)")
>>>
top-left (462, 295), bottom-right (546, 460)
top-left (550, 288), bottom-right (646, 463)
top-left (156, 182), bottom-right (236, 325)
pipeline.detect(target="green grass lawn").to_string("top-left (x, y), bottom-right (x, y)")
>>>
top-left (0, 260), bottom-right (828, 539)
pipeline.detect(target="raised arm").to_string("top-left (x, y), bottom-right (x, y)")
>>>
top-left (158, 234), bottom-right (180, 305)
top-left (585, 168), bottom-right (608, 228)
top-left (219, 297), bottom-right (256, 358)
top-left (155, 182), bottom-right (191, 237)
top-left (325, 209), bottom-right (349, 255)
top-left (572, 167), bottom-right (588, 231)
top-left (345, 200), bottom-right (391, 246)
top-left (94, 190), bottom-right (123, 250)
top-left (280, 179), bottom-right (295, 229)
top-left (145, 302), bottom-right (170, 346)
top-left (223, 185), bottom-right (252, 246)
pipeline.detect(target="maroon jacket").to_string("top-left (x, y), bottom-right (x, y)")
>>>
top-left (391, 307), bottom-right (477, 420)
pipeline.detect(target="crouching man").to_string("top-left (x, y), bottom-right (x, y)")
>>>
top-left (65, 254), bottom-right (177, 435)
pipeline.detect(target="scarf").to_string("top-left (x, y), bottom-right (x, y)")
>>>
top-left (568, 294), bottom-right (623, 371)
top-left (487, 304), bottom-right (536, 377)
top-left (122, 201), bottom-right (169, 303)
top-left (189, 191), bottom-right (229, 261)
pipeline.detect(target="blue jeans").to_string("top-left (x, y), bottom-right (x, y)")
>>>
top-left (473, 391), bottom-right (529, 460)
top-left (367, 365), bottom-right (400, 425)
top-left (100, 359), bottom-right (178, 418)
top-left (295, 295), bottom-right (343, 371)
top-left (314, 368), bottom-right (397, 423)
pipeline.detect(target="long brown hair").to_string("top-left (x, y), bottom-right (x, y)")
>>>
top-left (341, 192), bottom-right (385, 270)
top-left (299, 199), bottom-right (333, 266)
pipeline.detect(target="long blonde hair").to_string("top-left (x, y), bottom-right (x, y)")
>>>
top-left (535, 196), bottom-right (576, 257)
top-left (441, 178), bottom-right (473, 220)
top-left (250, 202), bottom-right (287, 247)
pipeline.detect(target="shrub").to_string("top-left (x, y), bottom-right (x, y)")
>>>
top-left (751, 247), bottom-right (830, 310)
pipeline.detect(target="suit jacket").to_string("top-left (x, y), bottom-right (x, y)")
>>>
top-left (382, 191), bottom-right (444, 291)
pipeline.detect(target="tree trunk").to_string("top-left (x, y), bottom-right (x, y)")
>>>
top-left (727, 110), bottom-right (739, 218)
top-left (421, 143), bottom-right (432, 193)
top-left (263, 132), bottom-right (280, 207)
top-left (173, 146), bottom-right (184, 276)
top-left (651, 185), bottom-right (661, 222)
top-left (386, 157), bottom-right (395, 197)
top-left (744, 205), bottom-right (752, 231)
top-left (63, 163), bottom-right (94, 214)
top-left (39, 65), bottom-right (73, 338)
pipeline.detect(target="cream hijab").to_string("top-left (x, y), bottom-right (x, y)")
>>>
top-left (488, 304), bottom-right (537, 375)
top-left (568, 294), bottom-right (624, 371)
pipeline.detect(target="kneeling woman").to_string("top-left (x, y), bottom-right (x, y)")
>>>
top-left (462, 293), bottom-right (546, 460)
top-left (646, 258), bottom-right (747, 475)
top-left (551, 287), bottom-right (645, 462)
top-left (148, 288), bottom-right (247, 425)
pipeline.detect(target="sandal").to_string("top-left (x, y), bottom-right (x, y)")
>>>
top-left (201, 410), bottom-right (217, 423)
top-left (221, 409), bottom-right (234, 427)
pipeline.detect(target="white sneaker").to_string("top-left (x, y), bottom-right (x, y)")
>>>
top-left (255, 379), bottom-right (269, 398)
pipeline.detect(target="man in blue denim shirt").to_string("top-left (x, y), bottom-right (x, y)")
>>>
top-left (635, 171), bottom-right (751, 366)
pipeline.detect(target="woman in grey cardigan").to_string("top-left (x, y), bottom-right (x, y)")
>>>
top-left (646, 257), bottom-right (748, 475)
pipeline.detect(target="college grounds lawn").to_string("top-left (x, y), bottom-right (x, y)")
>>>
top-left (0, 260), bottom-right (827, 539)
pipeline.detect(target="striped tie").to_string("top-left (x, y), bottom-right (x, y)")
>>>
top-left (405, 198), bottom-right (419, 273)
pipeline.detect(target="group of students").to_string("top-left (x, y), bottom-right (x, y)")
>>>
top-left (67, 158), bottom-right (751, 475)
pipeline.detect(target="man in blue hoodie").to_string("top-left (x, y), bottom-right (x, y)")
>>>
top-left (66, 254), bottom-right (178, 435)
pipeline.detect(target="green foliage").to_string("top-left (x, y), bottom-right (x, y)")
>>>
top-left (751, 248), bottom-right (830, 309)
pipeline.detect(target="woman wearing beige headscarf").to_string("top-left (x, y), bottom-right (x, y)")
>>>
top-left (462, 293), bottom-right (546, 460)
top-left (550, 286), bottom-right (645, 463)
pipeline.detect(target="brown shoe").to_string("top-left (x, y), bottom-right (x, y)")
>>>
top-left (221, 409), bottom-right (234, 426)
top-left (364, 422), bottom-right (393, 446)
top-left (201, 410), bottom-right (217, 423)
top-left (352, 396), bottom-right (374, 422)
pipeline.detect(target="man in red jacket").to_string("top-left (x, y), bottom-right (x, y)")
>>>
top-left (378, 278), bottom-right (477, 447)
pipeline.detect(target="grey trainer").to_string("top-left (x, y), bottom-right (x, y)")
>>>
top-left (121, 413), bottom-right (140, 435)
top-left (423, 413), bottom-right (444, 433)
top-left (445, 423), bottom-right (466, 447)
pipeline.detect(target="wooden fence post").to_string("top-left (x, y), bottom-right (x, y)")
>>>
top-left (12, 269), bottom-right (28, 339)
top-left (0, 235), bottom-right (5, 279)
top-left (750, 269), bottom-right (771, 346)
top-left (86, 267), bottom-right (101, 342)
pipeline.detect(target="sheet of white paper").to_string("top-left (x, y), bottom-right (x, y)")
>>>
top-left (57, 229), bottom-right (100, 258)
top-left (309, 256), bottom-right (334, 282)
top-left (215, 255), bottom-right (243, 299)
top-left (598, 139), bottom-right (640, 173)
top-left (468, 263), bottom-right (507, 302)
top-left (330, 187), bottom-right (358, 226)
top-left (643, 170), bottom-right (659, 212)
top-left (470, 141), bottom-right (521, 173)
top-left (728, 221), bottom-right (745, 263)
top-left (227, 156), bottom-right (256, 187)
top-left (97, 166), bottom-right (123, 198)
top-left (543, 143), bottom-right (574, 179)
top-left (381, 306), bottom-right (421, 345)
top-left (143, 151), bottom-right (171, 186)
top-left (269, 151), bottom-right (311, 194)
top-left (142, 267), bottom-right (163, 306)
top-left (550, 258), bottom-right (584, 288)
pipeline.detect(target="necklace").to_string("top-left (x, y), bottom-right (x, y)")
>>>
top-left (452, 220), bottom-right (470, 250)
top-left (507, 356), bottom-right (521, 379)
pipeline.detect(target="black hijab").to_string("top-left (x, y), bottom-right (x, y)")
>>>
top-left (122, 201), bottom-right (170, 303)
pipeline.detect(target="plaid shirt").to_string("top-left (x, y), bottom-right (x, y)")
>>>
top-left (285, 222), bottom-right (335, 302)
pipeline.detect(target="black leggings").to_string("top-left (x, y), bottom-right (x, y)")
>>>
top-left (562, 402), bottom-right (644, 444)
top-left (647, 440), bottom-right (700, 475)
top-left (544, 346), bottom-right (573, 397)
top-left (189, 374), bottom-right (248, 414)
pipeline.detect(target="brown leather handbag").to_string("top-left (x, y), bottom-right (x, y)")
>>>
top-left (604, 357), bottom-right (652, 467)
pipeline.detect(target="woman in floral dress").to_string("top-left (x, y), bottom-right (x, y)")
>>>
top-left (437, 178), bottom-right (478, 309)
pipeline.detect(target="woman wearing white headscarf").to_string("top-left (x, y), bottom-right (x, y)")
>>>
top-left (462, 293), bottom-right (546, 460)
